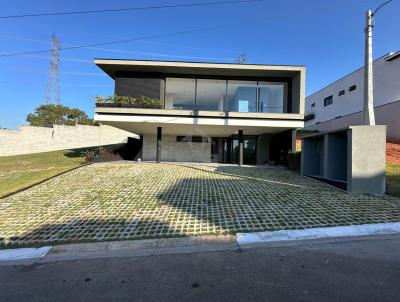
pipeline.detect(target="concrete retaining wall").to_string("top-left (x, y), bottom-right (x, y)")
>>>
top-left (142, 134), bottom-right (211, 162)
top-left (0, 125), bottom-right (137, 157)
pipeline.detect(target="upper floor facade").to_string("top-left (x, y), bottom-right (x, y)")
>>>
top-left (94, 59), bottom-right (305, 123)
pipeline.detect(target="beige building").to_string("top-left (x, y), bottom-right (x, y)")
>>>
top-left (94, 59), bottom-right (306, 165)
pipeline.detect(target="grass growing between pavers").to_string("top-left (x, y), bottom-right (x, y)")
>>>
top-left (387, 163), bottom-right (400, 197)
top-left (1, 163), bottom-right (400, 248)
top-left (0, 149), bottom-right (87, 198)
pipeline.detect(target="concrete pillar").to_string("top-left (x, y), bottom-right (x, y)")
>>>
top-left (226, 137), bottom-right (231, 163)
top-left (238, 129), bottom-right (243, 166)
top-left (156, 127), bottom-right (162, 163)
top-left (291, 129), bottom-right (297, 152)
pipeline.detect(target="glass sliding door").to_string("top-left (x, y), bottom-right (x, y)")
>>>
top-left (196, 79), bottom-right (226, 111)
top-left (258, 82), bottom-right (286, 113)
top-left (230, 136), bottom-right (257, 164)
top-left (163, 77), bottom-right (288, 113)
top-left (165, 78), bottom-right (196, 110)
top-left (226, 80), bottom-right (257, 112)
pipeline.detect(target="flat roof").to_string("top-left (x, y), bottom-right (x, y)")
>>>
top-left (94, 58), bottom-right (305, 79)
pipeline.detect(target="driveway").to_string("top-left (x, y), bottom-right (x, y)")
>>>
top-left (1, 162), bottom-right (400, 247)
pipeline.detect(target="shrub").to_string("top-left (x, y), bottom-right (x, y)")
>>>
top-left (81, 150), bottom-right (96, 164)
top-left (93, 95), bottom-right (162, 108)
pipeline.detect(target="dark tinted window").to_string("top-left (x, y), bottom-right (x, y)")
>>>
top-left (115, 77), bottom-right (161, 99)
top-left (349, 85), bottom-right (356, 92)
top-left (324, 95), bottom-right (333, 107)
top-left (338, 90), bottom-right (345, 96)
top-left (177, 136), bottom-right (209, 143)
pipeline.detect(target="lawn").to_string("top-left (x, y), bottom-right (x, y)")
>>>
top-left (387, 163), bottom-right (400, 197)
top-left (0, 149), bottom-right (87, 198)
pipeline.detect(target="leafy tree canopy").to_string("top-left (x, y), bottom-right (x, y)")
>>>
top-left (26, 104), bottom-right (98, 127)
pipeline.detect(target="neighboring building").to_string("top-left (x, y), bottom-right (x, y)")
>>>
top-left (304, 51), bottom-right (400, 143)
top-left (94, 59), bottom-right (305, 165)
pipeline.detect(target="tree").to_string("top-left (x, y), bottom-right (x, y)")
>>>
top-left (26, 104), bottom-right (97, 127)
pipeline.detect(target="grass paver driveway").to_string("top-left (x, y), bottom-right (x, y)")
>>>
top-left (1, 162), bottom-right (400, 247)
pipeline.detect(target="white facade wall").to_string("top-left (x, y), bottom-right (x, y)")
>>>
top-left (142, 134), bottom-right (211, 163)
top-left (0, 124), bottom-right (136, 157)
top-left (305, 53), bottom-right (400, 139)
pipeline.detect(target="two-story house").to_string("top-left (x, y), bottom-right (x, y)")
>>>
top-left (94, 59), bottom-right (305, 165)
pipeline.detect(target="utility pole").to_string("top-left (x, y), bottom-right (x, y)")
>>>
top-left (44, 33), bottom-right (61, 105)
top-left (363, 10), bottom-right (375, 125)
top-left (362, 0), bottom-right (393, 125)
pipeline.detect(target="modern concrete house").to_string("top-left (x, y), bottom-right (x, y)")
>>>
top-left (304, 51), bottom-right (400, 142)
top-left (94, 59), bottom-right (305, 165)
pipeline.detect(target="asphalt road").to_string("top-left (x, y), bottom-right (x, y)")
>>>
top-left (1, 234), bottom-right (400, 302)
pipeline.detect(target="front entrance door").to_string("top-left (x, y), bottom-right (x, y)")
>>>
top-left (211, 138), bottom-right (219, 163)
top-left (230, 136), bottom-right (257, 165)
top-left (212, 136), bottom-right (257, 164)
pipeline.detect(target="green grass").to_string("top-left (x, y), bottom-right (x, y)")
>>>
top-left (387, 163), bottom-right (400, 197)
top-left (0, 149), bottom-right (88, 198)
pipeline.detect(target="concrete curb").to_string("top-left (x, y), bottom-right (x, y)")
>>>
top-left (236, 222), bottom-right (400, 249)
top-left (0, 246), bottom-right (52, 265)
top-left (2, 222), bottom-right (400, 264)
top-left (42, 235), bottom-right (237, 263)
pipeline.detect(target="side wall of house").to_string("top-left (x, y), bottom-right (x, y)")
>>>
top-left (305, 100), bottom-right (400, 143)
top-left (0, 125), bottom-right (137, 157)
top-left (304, 55), bottom-right (400, 142)
top-left (142, 134), bottom-right (211, 162)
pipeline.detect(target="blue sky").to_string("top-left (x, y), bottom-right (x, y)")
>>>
top-left (1, 0), bottom-right (399, 129)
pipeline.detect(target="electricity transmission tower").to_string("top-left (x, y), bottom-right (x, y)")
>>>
top-left (44, 33), bottom-right (61, 105)
top-left (236, 53), bottom-right (247, 64)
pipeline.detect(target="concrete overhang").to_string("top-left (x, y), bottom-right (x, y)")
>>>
top-left (94, 107), bottom-right (304, 121)
top-left (94, 58), bottom-right (305, 79)
top-left (95, 112), bottom-right (304, 136)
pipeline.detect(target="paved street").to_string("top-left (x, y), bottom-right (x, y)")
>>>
top-left (1, 162), bottom-right (400, 247)
top-left (1, 234), bottom-right (400, 301)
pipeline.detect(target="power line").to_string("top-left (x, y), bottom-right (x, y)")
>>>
top-left (0, 0), bottom-right (263, 19)
top-left (373, 0), bottom-right (394, 15)
top-left (0, 24), bottom-right (235, 58)
top-left (0, 34), bottom-right (238, 60)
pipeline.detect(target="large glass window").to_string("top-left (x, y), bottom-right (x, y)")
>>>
top-left (226, 81), bottom-right (257, 112)
top-left (196, 79), bottom-right (226, 111)
top-left (258, 82), bottom-right (286, 113)
top-left (163, 77), bottom-right (288, 113)
top-left (165, 78), bottom-right (195, 110)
